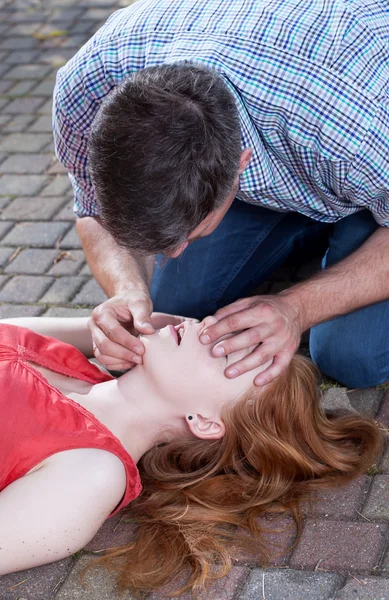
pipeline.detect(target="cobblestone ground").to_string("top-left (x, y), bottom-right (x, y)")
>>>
top-left (0, 0), bottom-right (388, 598)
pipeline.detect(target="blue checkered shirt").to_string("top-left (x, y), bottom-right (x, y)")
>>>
top-left (54, 0), bottom-right (389, 226)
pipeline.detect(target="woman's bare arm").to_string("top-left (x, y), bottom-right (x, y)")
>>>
top-left (0, 449), bottom-right (126, 575)
top-left (1, 317), bottom-right (94, 356)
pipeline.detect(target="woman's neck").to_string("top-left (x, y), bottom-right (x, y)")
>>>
top-left (86, 366), bottom-right (185, 463)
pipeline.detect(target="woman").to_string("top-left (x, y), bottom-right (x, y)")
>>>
top-left (0, 314), bottom-right (382, 594)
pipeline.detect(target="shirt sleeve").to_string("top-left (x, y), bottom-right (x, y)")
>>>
top-left (342, 101), bottom-right (389, 227)
top-left (53, 102), bottom-right (99, 218)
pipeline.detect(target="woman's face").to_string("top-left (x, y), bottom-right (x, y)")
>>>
top-left (138, 321), bottom-right (270, 413)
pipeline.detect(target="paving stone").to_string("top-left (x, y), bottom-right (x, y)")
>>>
top-left (41, 174), bottom-right (72, 196)
top-left (1, 221), bottom-right (70, 247)
top-left (0, 78), bottom-right (14, 93)
top-left (0, 196), bottom-right (12, 210)
top-left (5, 248), bottom-right (59, 274)
top-left (363, 476), bottom-right (389, 520)
top-left (80, 262), bottom-right (92, 275)
top-left (0, 174), bottom-right (48, 195)
top-left (2, 114), bottom-right (35, 133)
top-left (38, 98), bottom-right (54, 114)
top-left (59, 224), bottom-right (83, 248)
top-left (382, 546), bottom-right (389, 576)
top-left (377, 391), bottom-right (389, 426)
top-left (53, 199), bottom-right (76, 220)
top-left (0, 557), bottom-right (73, 600)
top-left (240, 569), bottom-right (343, 600)
top-left (333, 576), bottom-right (389, 599)
top-left (71, 278), bottom-right (108, 306)
top-left (40, 275), bottom-right (87, 303)
top-left (28, 114), bottom-right (53, 132)
top-left (43, 306), bottom-right (92, 317)
top-left (290, 520), bottom-right (386, 573)
top-left (4, 63), bottom-right (53, 79)
top-left (6, 79), bottom-right (37, 96)
top-left (233, 515), bottom-right (296, 567)
top-left (0, 36), bottom-right (39, 50)
top-left (54, 555), bottom-right (137, 599)
top-left (85, 513), bottom-right (137, 552)
top-left (3, 96), bottom-right (46, 114)
top-left (380, 447), bottom-right (389, 473)
top-left (0, 221), bottom-right (14, 240)
top-left (321, 387), bottom-right (356, 413)
top-left (347, 389), bottom-right (384, 418)
top-left (1, 196), bottom-right (66, 220)
top-left (0, 132), bottom-right (52, 152)
top-left (30, 78), bottom-right (56, 97)
top-left (48, 249), bottom-right (85, 275)
top-left (0, 274), bottom-right (9, 290)
top-left (7, 22), bottom-right (41, 35)
top-left (0, 275), bottom-right (54, 302)
top-left (0, 115), bottom-right (11, 128)
top-left (0, 303), bottom-right (45, 317)
top-left (4, 49), bottom-right (40, 64)
top-left (149, 566), bottom-right (250, 600)
top-left (0, 153), bottom-right (53, 174)
top-left (48, 160), bottom-right (69, 175)
top-left (312, 475), bottom-right (370, 519)
top-left (0, 246), bottom-right (14, 267)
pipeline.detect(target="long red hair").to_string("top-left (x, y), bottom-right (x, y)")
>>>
top-left (99, 355), bottom-right (382, 595)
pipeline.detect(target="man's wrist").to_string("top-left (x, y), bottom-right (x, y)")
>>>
top-left (279, 285), bottom-right (314, 332)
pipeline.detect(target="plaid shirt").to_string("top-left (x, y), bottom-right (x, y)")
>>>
top-left (54, 0), bottom-right (389, 226)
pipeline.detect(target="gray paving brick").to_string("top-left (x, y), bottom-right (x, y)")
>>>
top-left (334, 576), bottom-right (389, 599)
top-left (0, 36), bottom-right (39, 50)
top-left (2, 114), bottom-right (35, 133)
top-left (30, 78), bottom-right (56, 97)
top-left (0, 275), bottom-right (9, 290)
top-left (347, 389), bottom-right (384, 418)
top-left (0, 78), bottom-right (13, 93)
top-left (41, 275), bottom-right (87, 303)
top-left (240, 569), bottom-right (343, 600)
top-left (5, 248), bottom-right (59, 274)
top-left (71, 278), bottom-right (108, 306)
top-left (3, 96), bottom-right (46, 115)
top-left (0, 557), bottom-right (72, 600)
top-left (0, 153), bottom-right (53, 173)
top-left (1, 196), bottom-right (67, 220)
top-left (38, 98), bottom-right (54, 113)
top-left (363, 475), bottom-right (389, 520)
top-left (48, 249), bottom-right (85, 275)
top-left (79, 262), bottom-right (92, 276)
top-left (4, 49), bottom-right (40, 64)
top-left (0, 246), bottom-right (18, 268)
top-left (7, 22), bottom-right (41, 35)
top-left (381, 446), bottom-right (389, 473)
top-left (1, 221), bottom-right (70, 247)
top-left (43, 306), bottom-right (92, 317)
top-left (54, 555), bottom-right (137, 600)
top-left (41, 174), bottom-right (72, 196)
top-left (0, 132), bottom-right (52, 152)
top-left (48, 160), bottom-right (69, 175)
top-left (4, 63), bottom-right (53, 79)
top-left (0, 221), bottom-right (14, 240)
top-left (0, 196), bottom-right (12, 210)
top-left (0, 115), bottom-right (11, 128)
top-left (28, 114), bottom-right (54, 132)
top-left (59, 224), bottom-right (82, 248)
top-left (53, 199), bottom-right (75, 220)
top-left (0, 275), bottom-right (53, 302)
top-left (0, 174), bottom-right (49, 195)
top-left (5, 79), bottom-right (36, 96)
top-left (321, 387), bottom-right (356, 413)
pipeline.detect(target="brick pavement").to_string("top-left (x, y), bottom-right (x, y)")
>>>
top-left (0, 0), bottom-right (388, 598)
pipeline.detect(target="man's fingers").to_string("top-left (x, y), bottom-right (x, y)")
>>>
top-left (93, 349), bottom-right (137, 372)
top-left (253, 352), bottom-right (292, 387)
top-left (212, 298), bottom-right (252, 321)
top-left (89, 317), bottom-right (144, 361)
top-left (224, 343), bottom-right (278, 378)
top-left (201, 308), bottom-right (264, 344)
top-left (211, 325), bottom-right (271, 357)
top-left (131, 298), bottom-right (154, 333)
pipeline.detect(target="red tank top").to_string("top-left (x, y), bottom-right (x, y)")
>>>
top-left (0, 324), bottom-right (142, 516)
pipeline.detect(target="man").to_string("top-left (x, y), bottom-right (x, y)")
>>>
top-left (54, 0), bottom-right (389, 388)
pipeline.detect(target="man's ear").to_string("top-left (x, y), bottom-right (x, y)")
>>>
top-left (239, 148), bottom-right (252, 174)
top-left (186, 414), bottom-right (226, 440)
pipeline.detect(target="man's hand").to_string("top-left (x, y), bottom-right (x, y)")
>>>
top-left (88, 290), bottom-right (155, 371)
top-left (199, 295), bottom-right (304, 386)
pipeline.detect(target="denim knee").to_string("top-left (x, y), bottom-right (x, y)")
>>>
top-left (310, 320), bottom-right (389, 388)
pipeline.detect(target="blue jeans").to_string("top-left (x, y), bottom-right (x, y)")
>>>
top-left (151, 201), bottom-right (389, 388)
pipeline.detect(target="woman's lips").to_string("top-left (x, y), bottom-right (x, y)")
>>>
top-left (167, 324), bottom-right (179, 345)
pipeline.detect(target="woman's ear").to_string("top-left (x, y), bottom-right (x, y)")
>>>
top-left (186, 414), bottom-right (226, 440)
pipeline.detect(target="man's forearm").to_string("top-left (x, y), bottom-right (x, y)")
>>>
top-left (76, 217), bottom-right (155, 297)
top-left (281, 225), bottom-right (389, 331)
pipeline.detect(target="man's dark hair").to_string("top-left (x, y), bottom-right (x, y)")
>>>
top-left (88, 62), bottom-right (242, 255)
